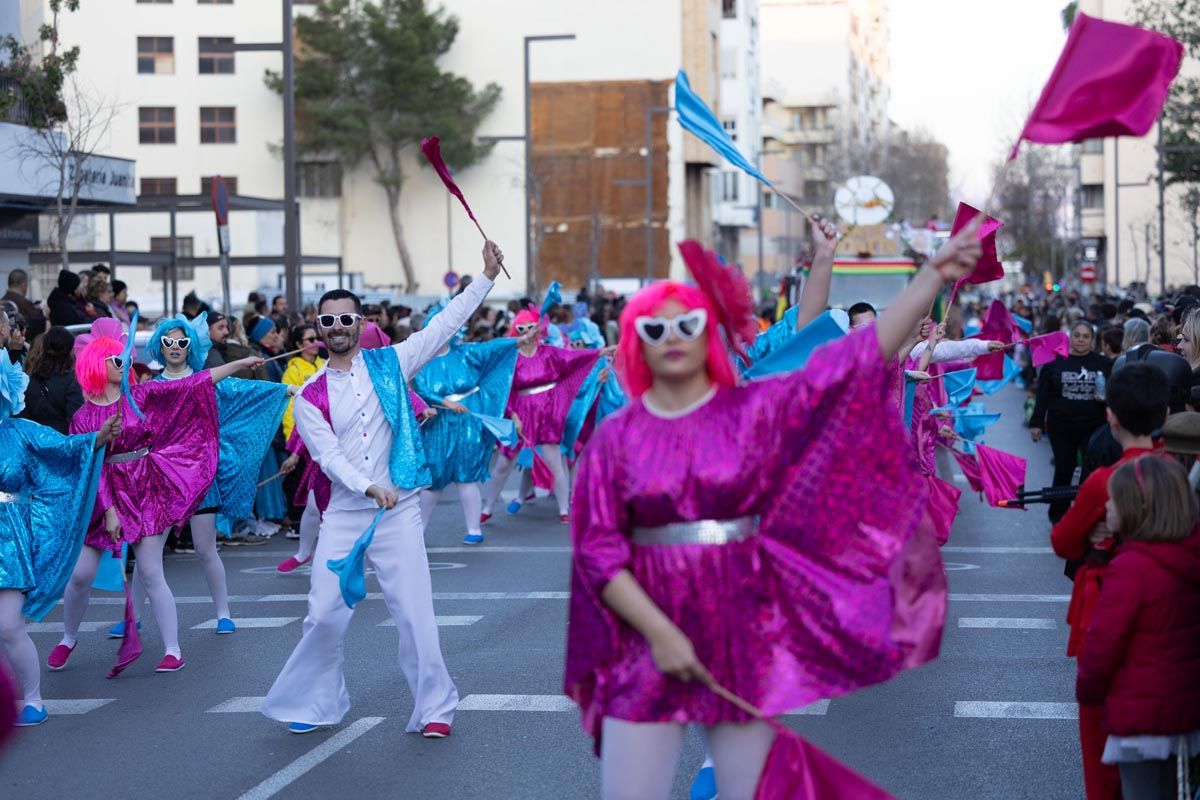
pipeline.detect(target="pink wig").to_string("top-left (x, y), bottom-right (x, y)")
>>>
top-left (76, 337), bottom-right (128, 398)
top-left (508, 308), bottom-right (540, 338)
top-left (615, 281), bottom-right (737, 398)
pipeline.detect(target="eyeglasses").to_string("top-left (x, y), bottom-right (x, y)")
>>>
top-left (106, 355), bottom-right (125, 370)
top-left (301, 336), bottom-right (318, 344)
top-left (515, 323), bottom-right (538, 335)
top-left (634, 309), bottom-right (708, 346)
top-left (161, 336), bottom-right (190, 350)
top-left (316, 313), bottom-right (362, 329)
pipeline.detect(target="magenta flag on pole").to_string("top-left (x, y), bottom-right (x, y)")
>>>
top-left (972, 351), bottom-right (1006, 381)
top-left (421, 136), bottom-right (482, 229)
top-left (976, 444), bottom-right (1027, 508)
top-left (951, 203), bottom-right (1004, 290)
top-left (754, 722), bottom-right (894, 799)
top-left (106, 553), bottom-right (143, 679)
top-left (949, 447), bottom-right (985, 493)
top-left (1014, 13), bottom-right (1183, 158)
top-left (975, 300), bottom-right (1027, 345)
top-left (1028, 331), bottom-right (1071, 367)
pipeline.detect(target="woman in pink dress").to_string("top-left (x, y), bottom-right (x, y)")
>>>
top-left (565, 219), bottom-right (983, 799)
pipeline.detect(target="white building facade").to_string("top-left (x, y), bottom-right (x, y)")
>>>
top-left (714, 0), bottom-right (761, 266)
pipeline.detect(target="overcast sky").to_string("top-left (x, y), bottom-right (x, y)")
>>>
top-left (889, 0), bottom-right (1071, 202)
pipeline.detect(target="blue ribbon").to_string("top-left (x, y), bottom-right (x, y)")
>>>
top-left (326, 507), bottom-right (387, 609)
top-left (121, 308), bottom-right (145, 420)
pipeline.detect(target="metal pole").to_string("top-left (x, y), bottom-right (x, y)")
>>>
top-left (169, 209), bottom-right (179, 315)
top-left (756, 152), bottom-right (764, 298)
top-left (523, 37), bottom-right (532, 298)
top-left (446, 191), bottom-right (453, 273)
top-left (1145, 222), bottom-right (1152, 291)
top-left (1158, 119), bottom-right (1166, 296)
top-left (282, 0), bottom-right (300, 312)
top-left (1113, 139), bottom-right (1119, 288)
top-left (107, 212), bottom-right (116, 280)
top-left (644, 103), bottom-right (653, 285)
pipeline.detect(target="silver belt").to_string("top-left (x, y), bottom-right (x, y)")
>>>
top-left (444, 386), bottom-right (480, 403)
top-left (107, 447), bottom-right (149, 464)
top-left (518, 382), bottom-right (557, 397)
top-left (631, 517), bottom-right (758, 546)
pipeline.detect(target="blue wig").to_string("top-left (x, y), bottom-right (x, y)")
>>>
top-left (146, 311), bottom-right (212, 372)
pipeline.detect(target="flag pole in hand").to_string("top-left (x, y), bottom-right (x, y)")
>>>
top-left (421, 136), bottom-right (512, 280)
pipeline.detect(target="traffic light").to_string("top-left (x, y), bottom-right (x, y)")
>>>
top-left (1052, 283), bottom-right (1061, 292)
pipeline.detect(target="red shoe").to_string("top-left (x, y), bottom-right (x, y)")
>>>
top-left (276, 555), bottom-right (313, 574)
top-left (47, 643), bottom-right (75, 671)
top-left (524, 491), bottom-right (536, 502)
top-left (480, 512), bottom-right (492, 525)
top-left (559, 514), bottom-right (570, 525)
top-left (155, 654), bottom-right (186, 673)
top-left (422, 722), bottom-right (451, 739)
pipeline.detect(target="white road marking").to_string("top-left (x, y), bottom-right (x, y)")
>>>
top-left (191, 617), bottom-right (299, 630)
top-left (952, 473), bottom-right (970, 484)
top-left (954, 701), bottom-right (1077, 720)
top-left (433, 592), bottom-right (569, 600)
top-left (378, 616), bottom-right (482, 627)
top-left (457, 694), bottom-right (575, 712)
top-left (207, 696), bottom-right (266, 713)
top-left (958, 618), bottom-right (1057, 630)
top-left (783, 700), bottom-right (830, 716)
top-left (942, 546), bottom-right (1054, 554)
top-left (26, 621), bottom-right (111, 633)
top-left (427, 546), bottom-right (572, 554)
top-left (43, 699), bottom-right (115, 714)
top-left (236, 716), bottom-right (386, 800)
top-left (257, 594), bottom-right (311, 603)
top-left (950, 594), bottom-right (1070, 603)
top-left (61, 591), bottom-right (570, 607)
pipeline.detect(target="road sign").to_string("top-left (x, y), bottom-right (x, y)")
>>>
top-left (1080, 264), bottom-right (1097, 283)
top-left (211, 175), bottom-right (230, 226)
top-left (444, 271), bottom-right (459, 289)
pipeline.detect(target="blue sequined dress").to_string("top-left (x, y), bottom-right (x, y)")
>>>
top-left (0, 418), bottom-right (104, 620)
top-left (413, 339), bottom-right (519, 490)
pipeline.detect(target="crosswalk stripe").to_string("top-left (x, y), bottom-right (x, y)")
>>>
top-left (377, 616), bottom-right (482, 627)
top-left (427, 546), bottom-right (572, 554)
top-left (458, 694), bottom-right (575, 712)
top-left (191, 617), bottom-right (299, 630)
top-left (207, 696), bottom-right (265, 713)
top-left (26, 621), bottom-right (111, 633)
top-left (784, 700), bottom-right (830, 716)
top-left (433, 592), bottom-right (569, 600)
top-left (237, 717), bottom-right (386, 800)
top-left (954, 701), bottom-right (1077, 720)
top-left (43, 699), bottom-right (115, 714)
top-left (958, 618), bottom-right (1057, 630)
top-left (950, 594), bottom-right (1070, 603)
top-left (942, 546), bottom-right (1054, 554)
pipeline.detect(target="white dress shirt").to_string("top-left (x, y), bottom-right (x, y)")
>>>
top-left (293, 276), bottom-right (494, 511)
top-left (909, 338), bottom-right (994, 364)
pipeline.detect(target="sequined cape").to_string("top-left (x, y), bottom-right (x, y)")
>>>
top-left (70, 373), bottom-right (219, 551)
top-left (414, 339), bottom-right (519, 490)
top-left (740, 305), bottom-right (799, 369)
top-left (565, 329), bottom-right (947, 747)
top-left (562, 356), bottom-right (627, 455)
top-left (506, 344), bottom-right (601, 447)
top-left (154, 374), bottom-right (290, 520)
top-left (0, 418), bottom-right (104, 620)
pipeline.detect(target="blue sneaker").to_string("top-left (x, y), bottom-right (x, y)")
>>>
top-left (689, 765), bottom-right (718, 800)
top-left (107, 619), bottom-right (142, 639)
top-left (288, 722), bottom-right (320, 734)
top-left (463, 532), bottom-right (484, 545)
top-left (16, 705), bottom-right (48, 727)
top-left (506, 499), bottom-right (523, 514)
top-left (215, 617), bottom-right (236, 634)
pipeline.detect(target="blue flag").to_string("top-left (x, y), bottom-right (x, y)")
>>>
top-left (976, 356), bottom-right (1021, 395)
top-left (326, 507), bottom-right (387, 609)
top-left (743, 311), bottom-right (847, 379)
top-left (931, 368), bottom-right (977, 414)
top-left (675, 70), bottom-right (770, 186)
top-left (953, 403), bottom-right (1001, 451)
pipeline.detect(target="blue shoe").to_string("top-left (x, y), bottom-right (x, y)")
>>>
top-left (463, 532), bottom-right (484, 545)
top-left (107, 619), bottom-right (142, 639)
top-left (215, 617), bottom-right (236, 635)
top-left (288, 722), bottom-right (320, 734)
top-left (15, 705), bottom-right (48, 727)
top-left (506, 500), bottom-right (522, 514)
top-left (689, 765), bottom-right (718, 800)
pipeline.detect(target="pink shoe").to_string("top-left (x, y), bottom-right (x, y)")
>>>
top-left (559, 514), bottom-right (570, 525)
top-left (155, 654), bottom-right (185, 673)
top-left (480, 512), bottom-right (492, 525)
top-left (47, 643), bottom-right (75, 671)
top-left (422, 722), bottom-right (451, 739)
top-left (276, 555), bottom-right (312, 574)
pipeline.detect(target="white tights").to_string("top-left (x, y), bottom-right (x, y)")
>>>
top-left (599, 717), bottom-right (776, 800)
top-left (131, 514), bottom-right (229, 621)
top-left (0, 590), bottom-right (40, 709)
top-left (295, 492), bottom-right (320, 562)
top-left (61, 534), bottom-right (180, 658)
top-left (482, 445), bottom-right (570, 516)
top-left (420, 483), bottom-right (484, 537)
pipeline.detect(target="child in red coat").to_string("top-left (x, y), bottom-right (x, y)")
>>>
top-left (1077, 456), bottom-right (1200, 800)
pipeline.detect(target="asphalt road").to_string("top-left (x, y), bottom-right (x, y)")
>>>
top-left (0, 382), bottom-right (1083, 799)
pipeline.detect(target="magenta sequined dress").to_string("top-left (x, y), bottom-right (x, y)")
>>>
top-left (70, 373), bottom-right (219, 552)
top-left (506, 345), bottom-right (600, 447)
top-left (565, 330), bottom-right (947, 747)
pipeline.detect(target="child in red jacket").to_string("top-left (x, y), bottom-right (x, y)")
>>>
top-left (1077, 456), bottom-right (1200, 800)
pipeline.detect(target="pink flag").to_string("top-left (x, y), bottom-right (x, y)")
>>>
top-left (949, 447), bottom-right (985, 493)
top-left (754, 721), bottom-right (894, 799)
top-left (972, 351), bottom-right (1006, 381)
top-left (951, 203), bottom-right (1004, 290)
top-left (107, 553), bottom-right (143, 679)
top-left (974, 300), bottom-right (1026, 345)
top-left (421, 136), bottom-right (484, 235)
top-left (1014, 13), bottom-right (1183, 158)
top-left (976, 444), bottom-right (1027, 508)
top-left (1028, 331), bottom-right (1071, 367)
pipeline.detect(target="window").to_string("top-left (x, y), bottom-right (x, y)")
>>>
top-left (1082, 184), bottom-right (1104, 209)
top-left (721, 118), bottom-right (737, 142)
top-left (197, 0), bottom-right (232, 4)
top-left (297, 161), bottom-right (342, 197)
top-left (150, 236), bottom-right (194, 282)
top-left (722, 0), bottom-right (736, 17)
top-left (138, 107), bottom-right (175, 144)
top-left (1082, 138), bottom-right (1104, 154)
top-left (137, 37), bottom-right (174, 74)
top-left (198, 37), bottom-right (234, 74)
top-left (140, 177), bottom-right (177, 196)
top-left (200, 107), bottom-right (236, 143)
top-left (721, 171), bottom-right (739, 202)
top-left (137, 0), bottom-right (172, 4)
top-left (201, 176), bottom-right (238, 196)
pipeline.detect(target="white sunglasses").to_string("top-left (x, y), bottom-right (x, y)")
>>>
top-left (634, 309), bottom-right (708, 345)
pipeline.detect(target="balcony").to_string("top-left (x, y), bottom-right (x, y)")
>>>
top-left (1079, 153), bottom-right (1104, 185)
top-left (0, 78), bottom-right (32, 126)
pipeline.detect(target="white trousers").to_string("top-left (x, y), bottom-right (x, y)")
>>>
top-left (260, 496), bottom-right (458, 731)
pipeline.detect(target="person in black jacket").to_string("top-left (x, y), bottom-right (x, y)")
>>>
top-left (1030, 320), bottom-right (1112, 522)
top-left (19, 325), bottom-right (83, 434)
top-left (46, 270), bottom-right (85, 326)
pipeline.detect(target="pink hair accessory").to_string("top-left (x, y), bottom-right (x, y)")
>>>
top-left (73, 317), bottom-right (134, 359)
top-left (677, 240), bottom-right (757, 360)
